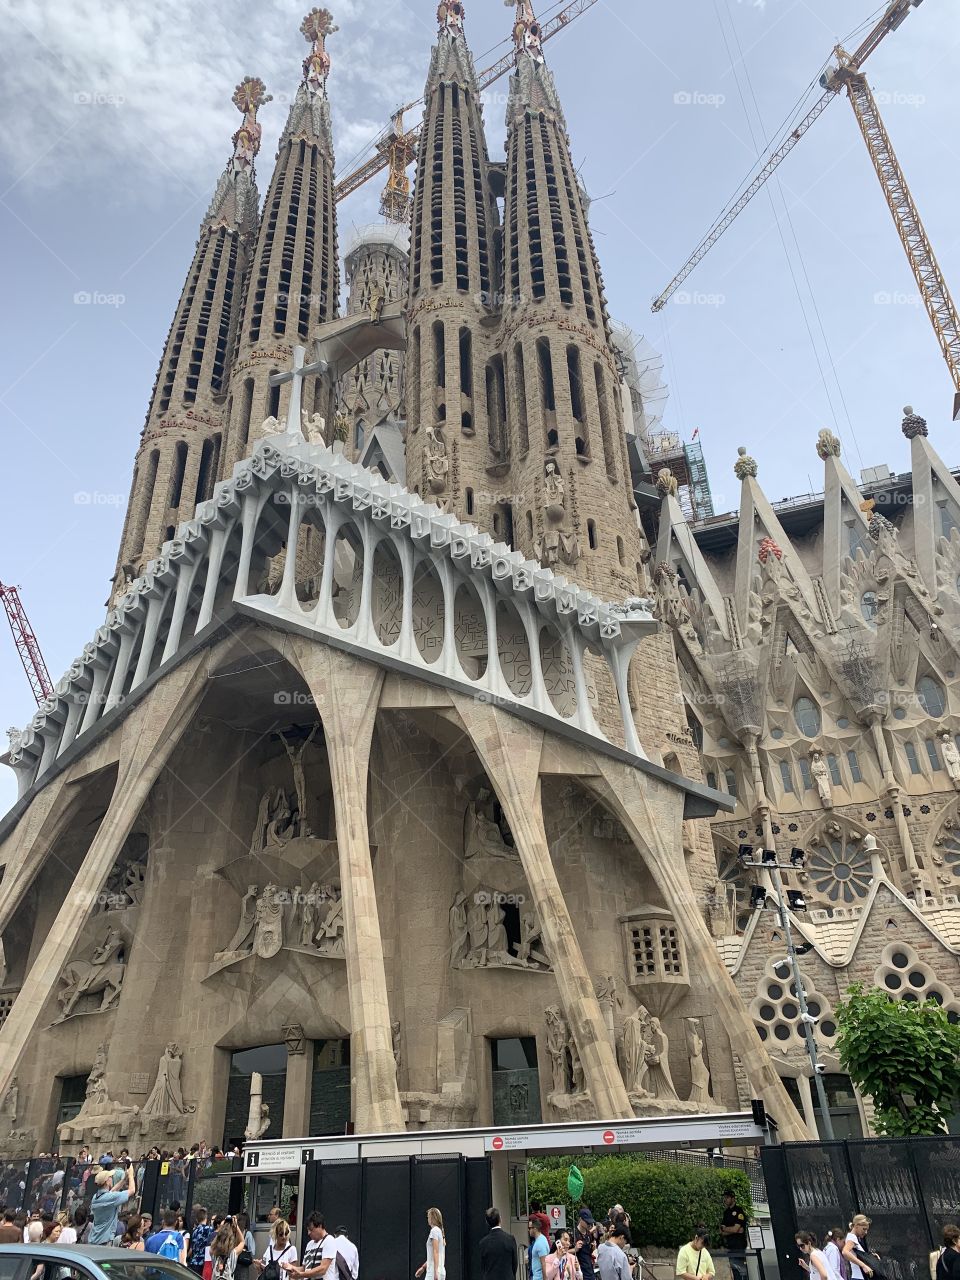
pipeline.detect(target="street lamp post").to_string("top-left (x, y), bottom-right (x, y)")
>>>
top-left (741, 844), bottom-right (836, 1141)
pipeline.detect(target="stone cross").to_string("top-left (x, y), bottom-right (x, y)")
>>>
top-left (268, 344), bottom-right (330, 434)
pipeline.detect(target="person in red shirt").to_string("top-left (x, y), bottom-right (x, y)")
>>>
top-left (529, 1202), bottom-right (551, 1245)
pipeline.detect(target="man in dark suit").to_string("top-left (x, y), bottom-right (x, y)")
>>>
top-left (479, 1207), bottom-right (519, 1280)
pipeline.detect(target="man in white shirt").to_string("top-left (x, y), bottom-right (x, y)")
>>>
top-left (282, 1214), bottom-right (338, 1280)
top-left (334, 1227), bottom-right (359, 1280)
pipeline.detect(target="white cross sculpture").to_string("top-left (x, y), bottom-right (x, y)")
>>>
top-left (268, 344), bottom-right (330, 435)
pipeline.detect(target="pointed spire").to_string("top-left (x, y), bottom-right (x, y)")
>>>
top-left (436, 1), bottom-right (466, 37)
top-left (510, 0), bottom-right (544, 65)
top-left (231, 76), bottom-right (271, 173)
top-left (301, 8), bottom-right (338, 97)
top-left (201, 80), bottom-right (267, 235)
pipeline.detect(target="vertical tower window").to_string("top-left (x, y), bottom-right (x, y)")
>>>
top-left (595, 362), bottom-right (618, 481)
top-left (926, 739), bottom-right (943, 771)
top-left (587, 519), bottom-right (597, 550)
top-left (566, 346), bottom-right (588, 457)
top-left (827, 754), bottom-right (842, 786)
top-left (514, 343), bottom-right (528, 456)
top-left (465, 487), bottom-right (474, 516)
top-left (779, 761), bottom-right (795, 794)
top-left (847, 750), bottom-right (862, 783)
top-left (169, 441), bottom-right (188, 510)
top-left (267, 370), bottom-right (281, 420)
top-left (904, 741), bottom-right (921, 775)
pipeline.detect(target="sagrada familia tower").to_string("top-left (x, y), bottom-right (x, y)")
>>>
top-left (19, 0), bottom-right (952, 1151)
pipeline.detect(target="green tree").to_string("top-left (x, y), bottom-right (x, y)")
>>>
top-left (835, 982), bottom-right (960, 1135)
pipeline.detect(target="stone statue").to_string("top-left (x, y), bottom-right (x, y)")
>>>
top-left (254, 884), bottom-right (284, 959)
top-left (536, 459), bottom-right (580, 568)
top-left (57, 1044), bottom-right (140, 1140)
top-left (622, 1005), bottom-right (652, 1098)
top-left (280, 726), bottom-right (319, 837)
top-left (543, 458), bottom-right (566, 520)
top-left (685, 1019), bottom-right (712, 1106)
top-left (333, 408), bottom-right (349, 444)
top-left (656, 467), bottom-right (678, 497)
top-left (462, 895), bottom-right (489, 968)
top-left (644, 1017), bottom-right (678, 1101)
top-left (809, 749), bottom-right (833, 809)
top-left (1, 1076), bottom-right (18, 1123)
top-left (300, 409), bottom-right (326, 443)
top-left (392, 1020), bottom-right (402, 1077)
top-left (298, 883), bottom-right (321, 947)
top-left (217, 884), bottom-right (258, 960)
top-left (733, 445), bottom-right (758, 480)
top-left (651, 563), bottom-right (689, 628)
top-left (425, 425), bottom-right (449, 494)
top-left (251, 790), bottom-right (275, 853)
top-left (265, 792), bottom-right (293, 846)
top-left (939, 730), bottom-right (960, 789)
top-left (516, 911), bottom-right (550, 969)
top-left (708, 880), bottom-right (736, 938)
top-left (568, 1030), bottom-right (585, 1095)
top-left (316, 895), bottom-right (345, 957)
top-left (449, 890), bottom-right (469, 966)
top-left (142, 1043), bottom-right (188, 1116)
top-left (244, 1072), bottom-right (270, 1140)
top-left (486, 898), bottom-right (513, 964)
top-left (594, 974), bottom-right (622, 1049)
top-left (816, 428), bottom-right (842, 460)
top-left (463, 790), bottom-right (516, 860)
top-left (256, 415), bottom-right (283, 437)
top-left (57, 926), bottom-right (126, 1020)
top-left (545, 1005), bottom-right (569, 1095)
top-left (123, 861), bottom-right (146, 907)
top-left (369, 286), bottom-right (385, 324)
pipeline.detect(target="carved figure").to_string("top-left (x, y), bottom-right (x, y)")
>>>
top-left (369, 287), bottom-right (385, 324)
top-left (733, 445), bottom-right (758, 480)
top-left (536, 460), bottom-right (580, 568)
top-left (392, 1020), bottom-right (402, 1077)
top-left (644, 1017), bottom-right (678, 1101)
top-left (316, 895), bottom-right (345, 957)
top-left (816, 428), bottom-right (842, 460)
top-left (651, 563), bottom-right (689, 628)
top-left (437, 1), bottom-right (465, 35)
top-left (123, 861), bottom-right (146, 907)
top-left (256, 415), bottom-right (283, 437)
top-left (463, 789), bottom-right (516, 859)
top-left (265, 792), bottom-right (293, 846)
top-left (622, 1005), bottom-right (652, 1098)
top-left (280, 726), bottom-right (319, 837)
top-left (142, 1043), bottom-right (187, 1116)
top-left (244, 1071), bottom-right (270, 1140)
top-left (300, 409), bottom-right (326, 444)
top-left (449, 890), bottom-right (469, 966)
top-left (486, 898), bottom-right (516, 965)
top-left (685, 1020), bottom-right (712, 1106)
top-left (251, 790), bottom-right (275, 852)
top-left (545, 1005), bottom-right (569, 1095)
top-left (939, 730), bottom-right (960, 789)
top-left (218, 884), bottom-right (258, 959)
top-left (298, 882), bottom-right (321, 947)
top-left (425, 425), bottom-right (449, 494)
top-left (594, 973), bottom-right (622, 1048)
top-left (517, 911), bottom-right (550, 969)
top-left (1, 1076), bottom-right (18, 1123)
top-left (465, 895), bottom-right (489, 967)
top-left (254, 884), bottom-right (284, 959)
top-left (333, 409), bottom-right (349, 443)
top-left (809, 749), bottom-right (833, 809)
top-left (656, 467), bottom-right (678, 497)
top-left (57, 927), bottom-right (126, 1020)
top-left (544, 458), bottom-right (566, 520)
top-left (568, 1031), bottom-right (585, 1095)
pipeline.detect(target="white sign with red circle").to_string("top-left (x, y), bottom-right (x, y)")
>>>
top-left (602, 1130), bottom-right (616, 1144)
top-left (491, 1135), bottom-right (504, 1150)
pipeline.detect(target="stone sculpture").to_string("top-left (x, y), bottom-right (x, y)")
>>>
top-left (816, 428), bottom-right (842, 460)
top-left (300, 409), bottom-right (326, 443)
top-left (315, 895), bottom-right (345, 957)
top-left (392, 1020), bottom-right (402, 1078)
top-left (685, 1019), bottom-right (712, 1105)
top-left (535, 459), bottom-right (579, 568)
top-left (733, 446), bottom-right (758, 480)
top-left (1, 1076), bottom-right (18, 1123)
top-left (463, 790), bottom-right (517, 860)
top-left (595, 973), bottom-right (622, 1049)
top-left (809, 749), bottom-right (833, 809)
top-left (464, 894), bottom-right (489, 968)
top-left (939, 730), bottom-right (960, 789)
top-left (56, 926), bottom-right (126, 1021)
top-left (217, 885), bottom-right (258, 960)
top-left (622, 1005), bottom-right (652, 1098)
top-left (142, 1043), bottom-right (187, 1116)
top-left (656, 467), bottom-right (678, 497)
top-left (644, 1017), bottom-right (678, 1100)
top-left (244, 1071), bottom-right (270, 1140)
top-left (544, 1005), bottom-right (570, 1095)
top-left (254, 884), bottom-right (284, 959)
top-left (449, 890), bottom-right (469, 966)
top-left (425, 425), bottom-right (449, 494)
top-left (516, 911), bottom-right (550, 969)
top-left (280, 726), bottom-right (319, 837)
top-left (298, 882), bottom-right (321, 947)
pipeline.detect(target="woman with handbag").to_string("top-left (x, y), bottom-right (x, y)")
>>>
top-left (256, 1218), bottom-right (298, 1280)
top-left (843, 1217), bottom-right (881, 1280)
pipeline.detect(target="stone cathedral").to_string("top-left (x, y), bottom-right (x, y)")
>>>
top-left (10, 0), bottom-right (936, 1155)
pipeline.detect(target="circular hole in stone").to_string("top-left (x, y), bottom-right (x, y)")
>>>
top-left (892, 951), bottom-right (909, 969)
top-left (767, 983), bottom-right (784, 1000)
top-left (759, 1004), bottom-right (776, 1022)
top-left (884, 973), bottom-right (902, 991)
top-left (774, 1023), bottom-right (791, 1042)
top-left (909, 970), bottom-right (926, 989)
top-left (782, 1002), bottom-right (799, 1020)
top-left (820, 1020), bottom-right (837, 1038)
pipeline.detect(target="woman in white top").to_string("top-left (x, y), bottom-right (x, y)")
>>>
top-left (823, 1229), bottom-right (845, 1280)
top-left (796, 1232), bottom-right (829, 1280)
top-left (843, 1216), bottom-right (874, 1280)
top-left (257, 1220), bottom-right (298, 1274)
top-left (416, 1208), bottom-right (446, 1280)
top-left (57, 1213), bottom-right (78, 1245)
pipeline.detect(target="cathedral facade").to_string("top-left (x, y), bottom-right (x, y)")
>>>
top-left (0, 3), bottom-right (838, 1156)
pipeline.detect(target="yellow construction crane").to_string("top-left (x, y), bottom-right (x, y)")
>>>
top-left (332, 0), bottom-right (600, 221)
top-left (651, 0), bottom-right (960, 420)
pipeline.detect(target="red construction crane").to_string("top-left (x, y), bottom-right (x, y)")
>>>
top-left (0, 581), bottom-right (53, 706)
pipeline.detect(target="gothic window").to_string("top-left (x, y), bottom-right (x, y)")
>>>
top-left (587, 520), bottom-right (598, 550)
top-left (724, 768), bottom-right (738, 799)
top-left (807, 830), bottom-right (873, 904)
top-left (169, 441), bottom-right (188, 510)
top-left (267, 371), bottom-right (281, 420)
top-left (827, 754), bottom-right (842, 786)
top-left (751, 959), bottom-right (838, 1048)
top-left (706, 770), bottom-right (718, 790)
top-left (465, 487), bottom-right (474, 516)
top-left (904, 741), bottom-right (922, 774)
top-left (513, 344), bottom-right (528, 455)
top-left (874, 943), bottom-right (960, 1020)
top-left (779, 760), bottom-right (795, 793)
top-left (847, 750), bottom-right (863, 783)
top-left (794, 697), bottom-right (821, 737)
top-left (860, 591), bottom-right (879, 624)
top-left (354, 419), bottom-right (365, 451)
top-left (926, 739), bottom-right (943, 771)
top-left (623, 914), bottom-right (687, 985)
top-left (798, 757), bottom-right (813, 790)
top-left (917, 676), bottom-right (946, 718)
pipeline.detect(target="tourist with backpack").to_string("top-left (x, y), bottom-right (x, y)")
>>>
top-left (146, 1208), bottom-right (187, 1263)
top-left (257, 1218), bottom-right (298, 1280)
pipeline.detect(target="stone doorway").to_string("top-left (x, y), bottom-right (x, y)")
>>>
top-left (309, 1038), bottom-right (351, 1135)
top-left (223, 1045), bottom-right (286, 1147)
top-left (491, 1037), bottom-right (541, 1126)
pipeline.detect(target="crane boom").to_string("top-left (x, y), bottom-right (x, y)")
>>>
top-left (0, 582), bottom-right (53, 706)
top-left (332, 0), bottom-right (599, 207)
top-left (651, 0), bottom-right (923, 312)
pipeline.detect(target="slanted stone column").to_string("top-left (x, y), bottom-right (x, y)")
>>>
top-left (584, 757), bottom-right (810, 1143)
top-left (0, 775), bottom-right (81, 936)
top-left (284, 636), bottom-right (404, 1133)
top-left (450, 695), bottom-right (633, 1118)
top-left (0, 648), bottom-right (212, 1100)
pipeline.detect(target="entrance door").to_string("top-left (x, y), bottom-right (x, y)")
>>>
top-left (491, 1038), bottom-right (541, 1126)
top-left (309, 1038), bottom-right (351, 1135)
top-left (224, 1044), bottom-right (286, 1147)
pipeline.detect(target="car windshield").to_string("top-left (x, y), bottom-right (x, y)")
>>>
top-left (97, 1264), bottom-right (195, 1280)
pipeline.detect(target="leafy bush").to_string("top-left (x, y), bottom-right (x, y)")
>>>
top-left (528, 1157), bottom-right (752, 1250)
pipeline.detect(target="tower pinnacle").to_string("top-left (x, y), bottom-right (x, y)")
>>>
top-left (301, 8), bottom-right (338, 96)
top-left (510, 0), bottom-right (544, 64)
top-left (436, 1), bottom-right (466, 36)
top-left (231, 77), bottom-right (271, 173)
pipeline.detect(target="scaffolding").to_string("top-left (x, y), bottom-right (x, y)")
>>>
top-left (645, 431), bottom-right (715, 522)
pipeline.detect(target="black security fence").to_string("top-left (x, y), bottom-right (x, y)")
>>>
top-left (762, 1137), bottom-right (960, 1280)
top-left (301, 1153), bottom-right (491, 1280)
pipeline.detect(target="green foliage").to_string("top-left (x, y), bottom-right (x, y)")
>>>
top-left (835, 982), bottom-right (960, 1136)
top-left (528, 1157), bottom-right (751, 1250)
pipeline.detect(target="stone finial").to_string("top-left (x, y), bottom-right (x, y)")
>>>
top-left (301, 9), bottom-right (338, 94)
top-left (757, 536), bottom-right (782, 565)
top-left (656, 466), bottom-right (678, 497)
top-left (231, 78), bottom-right (271, 172)
top-left (437, 1), bottom-right (466, 35)
top-left (816, 427), bottom-right (841, 460)
top-left (510, 0), bottom-right (544, 64)
top-left (901, 405), bottom-right (928, 439)
top-left (733, 446), bottom-right (757, 480)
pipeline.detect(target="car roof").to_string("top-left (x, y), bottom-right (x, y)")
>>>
top-left (0, 1246), bottom-right (190, 1263)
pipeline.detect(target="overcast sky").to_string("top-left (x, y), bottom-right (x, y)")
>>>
top-left (1, 0), bottom-right (958, 813)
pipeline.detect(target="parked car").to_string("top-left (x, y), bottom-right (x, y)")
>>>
top-left (0, 1246), bottom-right (196, 1280)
